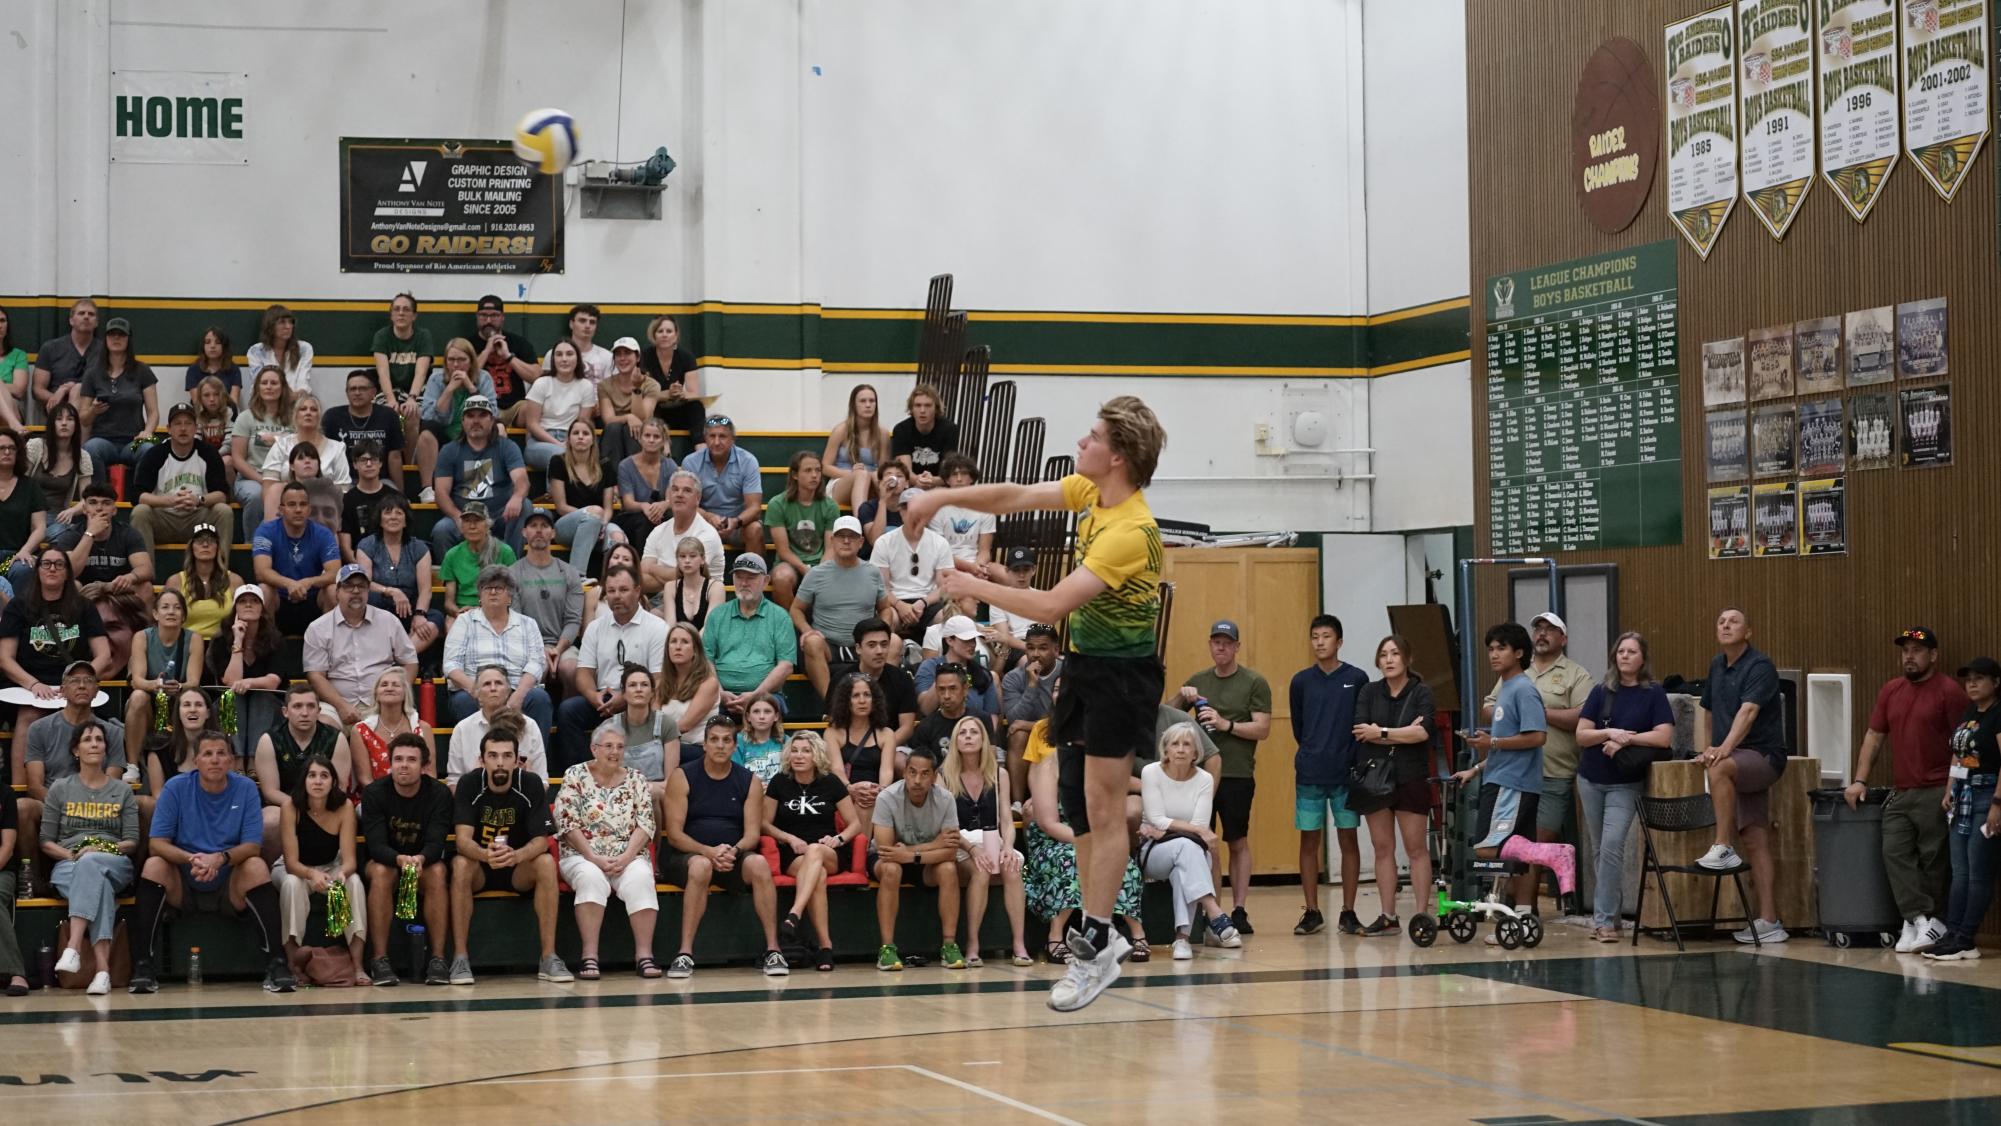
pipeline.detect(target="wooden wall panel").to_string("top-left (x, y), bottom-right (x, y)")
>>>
top-left (1467, 1), bottom-right (1998, 778)
top-left (1160, 548), bottom-right (1320, 876)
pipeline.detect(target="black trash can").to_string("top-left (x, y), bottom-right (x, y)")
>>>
top-left (1809, 787), bottom-right (1900, 948)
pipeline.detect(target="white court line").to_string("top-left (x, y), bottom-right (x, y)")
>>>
top-left (900, 1065), bottom-right (1085, 1125)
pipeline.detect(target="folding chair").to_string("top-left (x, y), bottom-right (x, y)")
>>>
top-left (1631, 793), bottom-right (1759, 951)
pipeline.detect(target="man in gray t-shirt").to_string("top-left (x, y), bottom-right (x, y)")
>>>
top-left (867, 746), bottom-right (965, 968)
top-left (512, 511), bottom-right (585, 688)
top-left (793, 517), bottom-right (894, 701)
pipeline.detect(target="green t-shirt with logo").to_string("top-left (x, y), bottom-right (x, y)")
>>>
top-left (1183, 665), bottom-right (1273, 779)
top-left (764, 493), bottom-right (839, 566)
top-left (370, 325), bottom-right (437, 399)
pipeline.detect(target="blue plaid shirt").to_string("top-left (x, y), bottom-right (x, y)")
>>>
top-left (442, 607), bottom-right (547, 685)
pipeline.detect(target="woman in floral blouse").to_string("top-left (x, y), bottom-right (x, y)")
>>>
top-left (557, 723), bottom-right (660, 978)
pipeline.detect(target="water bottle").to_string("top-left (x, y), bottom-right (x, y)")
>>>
top-left (21, 857), bottom-right (36, 900)
top-left (35, 942), bottom-right (54, 990)
top-left (187, 946), bottom-right (203, 985)
top-left (406, 923), bottom-right (428, 980)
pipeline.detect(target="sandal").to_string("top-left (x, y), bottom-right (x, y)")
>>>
top-left (577, 957), bottom-right (602, 981)
top-left (1044, 940), bottom-right (1073, 965)
top-left (634, 957), bottom-right (660, 979)
top-left (965, 954), bottom-right (984, 968)
top-left (1129, 937), bottom-right (1150, 963)
top-left (1011, 951), bottom-right (1034, 967)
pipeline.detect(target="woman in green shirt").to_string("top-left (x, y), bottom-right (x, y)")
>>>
top-left (439, 503), bottom-right (515, 625)
top-left (0, 304), bottom-right (27, 431)
top-left (767, 450), bottom-right (838, 607)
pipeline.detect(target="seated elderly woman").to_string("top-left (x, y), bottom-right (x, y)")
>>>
top-left (557, 721), bottom-right (660, 979)
top-left (1139, 722), bottom-right (1242, 960)
top-left (41, 719), bottom-right (139, 995)
top-left (762, 729), bottom-right (861, 972)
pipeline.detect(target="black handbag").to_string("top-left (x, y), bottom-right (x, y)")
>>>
top-left (1600, 689), bottom-right (1668, 781)
top-left (1349, 753), bottom-right (1397, 804)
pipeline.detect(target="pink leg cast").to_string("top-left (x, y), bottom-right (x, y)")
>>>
top-left (1499, 836), bottom-right (1577, 894)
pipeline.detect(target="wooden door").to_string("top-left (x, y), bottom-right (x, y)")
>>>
top-left (1160, 547), bottom-right (1321, 876)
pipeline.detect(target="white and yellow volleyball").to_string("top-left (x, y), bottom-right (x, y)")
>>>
top-left (512, 108), bottom-right (579, 175)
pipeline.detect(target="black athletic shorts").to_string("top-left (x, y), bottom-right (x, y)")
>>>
top-left (1052, 652), bottom-right (1164, 833)
top-left (659, 847), bottom-right (750, 892)
top-left (470, 861), bottom-right (519, 894)
top-left (1213, 776), bottom-right (1257, 841)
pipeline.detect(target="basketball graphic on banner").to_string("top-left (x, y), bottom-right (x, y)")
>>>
top-left (513, 108), bottom-right (579, 175)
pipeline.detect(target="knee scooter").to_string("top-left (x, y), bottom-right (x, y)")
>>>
top-left (1408, 778), bottom-right (1545, 950)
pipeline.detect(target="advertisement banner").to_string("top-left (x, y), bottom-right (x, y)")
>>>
top-left (1738, 1), bottom-right (1818, 237)
top-left (1819, 0), bottom-right (1902, 220)
top-left (340, 137), bottom-right (563, 274)
top-left (1666, 7), bottom-right (1741, 257)
top-left (110, 70), bottom-right (248, 165)
top-left (1901, 0), bottom-right (1989, 200)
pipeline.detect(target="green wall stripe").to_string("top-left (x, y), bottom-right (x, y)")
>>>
top-left (0, 296), bottom-right (1468, 376)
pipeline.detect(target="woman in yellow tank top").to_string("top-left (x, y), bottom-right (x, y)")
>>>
top-left (164, 522), bottom-right (244, 642)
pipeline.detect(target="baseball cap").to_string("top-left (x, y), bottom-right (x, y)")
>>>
top-left (461, 394), bottom-right (496, 415)
top-left (522, 507), bottom-right (554, 527)
top-left (1209, 620), bottom-right (1240, 641)
top-left (1531, 611), bottom-right (1568, 633)
top-left (1896, 627), bottom-right (1939, 649)
top-left (476, 294), bottom-right (506, 312)
top-left (459, 500), bottom-right (490, 522)
top-left (731, 553), bottom-right (769, 575)
top-left (61, 660), bottom-right (98, 680)
top-left (167, 401), bottom-right (196, 421)
top-left (1959, 656), bottom-right (2001, 680)
top-left (611, 336), bottom-right (641, 353)
top-left (336, 563), bottom-right (369, 585)
top-left (190, 522), bottom-right (221, 540)
top-left (1005, 546), bottom-right (1036, 570)
top-left (942, 615), bottom-right (980, 642)
top-left (104, 317), bottom-right (131, 334)
top-left (831, 515), bottom-right (864, 536)
top-left (232, 583), bottom-right (265, 603)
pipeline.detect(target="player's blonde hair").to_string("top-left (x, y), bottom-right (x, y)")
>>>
top-left (1098, 396), bottom-right (1165, 488)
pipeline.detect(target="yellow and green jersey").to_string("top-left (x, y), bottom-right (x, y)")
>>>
top-left (1061, 474), bottom-right (1162, 659)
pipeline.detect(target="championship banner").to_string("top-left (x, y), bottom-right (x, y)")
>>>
top-left (1738, 2), bottom-right (1817, 238)
top-left (1667, 7), bottom-right (1741, 257)
top-left (1819, 0), bottom-right (1902, 220)
top-left (340, 137), bottom-right (564, 274)
top-left (1901, 0), bottom-right (1989, 200)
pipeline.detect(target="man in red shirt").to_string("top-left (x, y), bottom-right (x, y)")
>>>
top-left (1845, 627), bottom-right (1967, 953)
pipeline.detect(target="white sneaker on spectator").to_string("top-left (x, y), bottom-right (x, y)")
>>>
top-left (1894, 918), bottom-right (1921, 953)
top-left (1733, 918), bottom-right (1787, 944)
top-left (87, 972), bottom-right (110, 995)
top-left (420, 486), bottom-right (436, 504)
top-left (55, 948), bottom-right (81, 975)
top-left (1171, 938), bottom-right (1193, 960)
top-left (1695, 843), bottom-right (1740, 870)
top-left (1914, 915), bottom-right (1947, 951)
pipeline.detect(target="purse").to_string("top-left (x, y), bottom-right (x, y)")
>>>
top-left (1600, 690), bottom-right (1668, 781)
top-left (1349, 753), bottom-right (1397, 805)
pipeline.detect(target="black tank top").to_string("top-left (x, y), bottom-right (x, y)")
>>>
top-left (956, 780), bottom-right (999, 832)
top-left (838, 726), bottom-right (881, 786)
top-left (673, 576), bottom-right (711, 629)
top-left (683, 761), bottom-right (753, 848)
top-left (296, 807), bottom-right (343, 868)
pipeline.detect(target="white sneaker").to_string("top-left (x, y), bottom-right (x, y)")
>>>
top-left (1047, 927), bottom-right (1130, 1012)
top-left (1171, 938), bottom-right (1194, 961)
top-left (55, 948), bottom-right (81, 975)
top-left (419, 486), bottom-right (436, 504)
top-left (1914, 916), bottom-right (1947, 950)
top-left (86, 972), bottom-right (110, 995)
top-left (1695, 843), bottom-right (1741, 871)
top-left (1734, 918), bottom-right (1788, 944)
top-left (1894, 918), bottom-right (1921, 953)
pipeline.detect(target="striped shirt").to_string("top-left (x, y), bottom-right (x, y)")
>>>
top-left (442, 608), bottom-right (547, 686)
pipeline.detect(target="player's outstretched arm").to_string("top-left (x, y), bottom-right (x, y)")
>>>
top-left (940, 559), bottom-right (1107, 627)
top-left (902, 479), bottom-right (1067, 528)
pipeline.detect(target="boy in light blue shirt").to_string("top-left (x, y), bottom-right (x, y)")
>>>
top-left (1455, 621), bottom-right (1575, 913)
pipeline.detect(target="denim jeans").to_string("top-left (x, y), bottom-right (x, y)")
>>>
top-left (232, 477), bottom-right (265, 541)
top-left (85, 436), bottom-right (152, 475)
top-left (554, 508), bottom-right (610, 575)
top-left (1946, 779), bottom-right (1999, 940)
top-left (523, 440), bottom-right (564, 471)
top-left (1577, 776), bottom-right (1643, 929)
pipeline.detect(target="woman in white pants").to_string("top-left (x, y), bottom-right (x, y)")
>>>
top-left (276, 756), bottom-right (367, 980)
top-left (1139, 723), bottom-right (1243, 960)
top-left (557, 723), bottom-right (661, 979)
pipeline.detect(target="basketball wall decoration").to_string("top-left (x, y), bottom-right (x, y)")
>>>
top-left (1571, 37), bottom-right (1660, 233)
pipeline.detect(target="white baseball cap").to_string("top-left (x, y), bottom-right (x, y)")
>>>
top-left (611, 336), bottom-right (641, 353)
top-left (831, 515), bottom-right (864, 536)
top-left (1530, 611), bottom-right (1567, 633)
top-left (941, 615), bottom-right (980, 642)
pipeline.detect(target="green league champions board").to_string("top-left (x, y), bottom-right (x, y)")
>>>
top-left (1484, 240), bottom-right (1683, 553)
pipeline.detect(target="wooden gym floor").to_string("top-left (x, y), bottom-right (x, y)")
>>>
top-left (3, 886), bottom-right (1999, 1125)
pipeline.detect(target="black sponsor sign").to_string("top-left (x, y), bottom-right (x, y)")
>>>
top-left (340, 137), bottom-right (562, 274)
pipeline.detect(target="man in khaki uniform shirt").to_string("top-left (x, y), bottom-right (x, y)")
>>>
top-left (1482, 612), bottom-right (1594, 846)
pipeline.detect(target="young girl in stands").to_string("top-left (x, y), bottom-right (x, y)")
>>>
top-left (937, 715), bottom-right (1032, 967)
top-left (123, 587), bottom-right (203, 764)
top-left (613, 417), bottom-right (675, 549)
top-left (351, 666), bottom-right (433, 791)
top-left (767, 451), bottom-right (838, 608)
top-left (166, 522), bottom-right (241, 643)
top-left (550, 417), bottom-right (616, 575)
top-left (24, 402), bottom-right (92, 550)
top-left (664, 535), bottom-right (723, 631)
top-left (205, 586), bottom-right (284, 749)
top-left (659, 622), bottom-right (720, 766)
top-left (192, 375), bottom-right (235, 453)
top-left (523, 338), bottom-right (597, 471)
top-left (230, 365), bottom-right (294, 533)
top-left (185, 327), bottom-right (242, 405)
top-left (733, 694), bottom-right (786, 783)
top-left (246, 304), bottom-right (313, 393)
top-left (822, 384), bottom-right (887, 507)
top-left (857, 463), bottom-right (909, 557)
